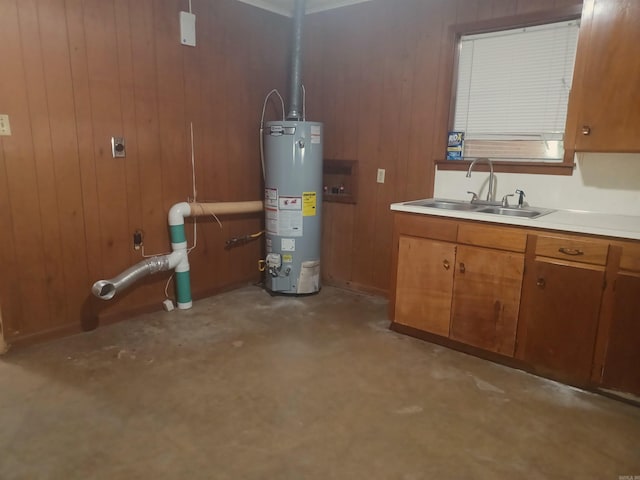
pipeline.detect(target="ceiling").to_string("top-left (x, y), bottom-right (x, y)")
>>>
top-left (235, 0), bottom-right (373, 16)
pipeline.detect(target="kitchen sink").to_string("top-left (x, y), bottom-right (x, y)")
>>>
top-left (476, 206), bottom-right (554, 219)
top-left (402, 198), bottom-right (555, 219)
top-left (405, 199), bottom-right (479, 211)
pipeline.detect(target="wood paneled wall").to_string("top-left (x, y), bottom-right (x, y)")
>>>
top-left (0, 0), bottom-right (288, 344)
top-left (304, 0), bottom-right (582, 295)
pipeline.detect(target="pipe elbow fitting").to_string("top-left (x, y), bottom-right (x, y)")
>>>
top-left (168, 202), bottom-right (191, 226)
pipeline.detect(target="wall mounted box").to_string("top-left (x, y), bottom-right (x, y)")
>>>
top-left (323, 159), bottom-right (358, 204)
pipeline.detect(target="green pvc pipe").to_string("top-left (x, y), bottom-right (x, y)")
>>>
top-left (169, 222), bottom-right (191, 307)
top-left (175, 271), bottom-right (192, 306)
top-left (170, 224), bottom-right (187, 244)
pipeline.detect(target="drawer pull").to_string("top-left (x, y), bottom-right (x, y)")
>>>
top-left (459, 262), bottom-right (466, 274)
top-left (536, 278), bottom-right (546, 288)
top-left (558, 247), bottom-right (584, 256)
top-left (443, 260), bottom-right (450, 270)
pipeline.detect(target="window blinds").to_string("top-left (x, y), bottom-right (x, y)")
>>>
top-left (453, 20), bottom-right (579, 161)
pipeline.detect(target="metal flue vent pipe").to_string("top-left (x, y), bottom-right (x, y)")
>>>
top-left (287, 0), bottom-right (306, 120)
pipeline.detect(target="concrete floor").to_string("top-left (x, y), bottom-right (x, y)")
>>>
top-left (1, 286), bottom-right (639, 480)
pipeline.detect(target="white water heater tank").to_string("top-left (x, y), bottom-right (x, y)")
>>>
top-left (263, 120), bottom-right (323, 295)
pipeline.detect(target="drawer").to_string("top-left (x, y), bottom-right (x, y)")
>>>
top-left (457, 222), bottom-right (527, 252)
top-left (394, 213), bottom-right (458, 242)
top-left (535, 234), bottom-right (609, 266)
top-left (618, 241), bottom-right (640, 272)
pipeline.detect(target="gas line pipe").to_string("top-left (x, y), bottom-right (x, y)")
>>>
top-left (91, 200), bottom-right (264, 309)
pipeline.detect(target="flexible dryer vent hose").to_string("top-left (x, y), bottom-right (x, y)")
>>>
top-left (91, 252), bottom-right (180, 301)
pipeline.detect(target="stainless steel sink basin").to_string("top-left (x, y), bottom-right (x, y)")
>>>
top-left (476, 206), bottom-right (554, 219)
top-left (405, 199), bottom-right (478, 211)
top-left (402, 198), bottom-right (555, 219)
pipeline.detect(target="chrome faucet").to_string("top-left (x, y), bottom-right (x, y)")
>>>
top-left (466, 158), bottom-right (495, 202)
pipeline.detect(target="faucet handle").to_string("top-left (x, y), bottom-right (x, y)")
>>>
top-left (515, 189), bottom-right (526, 208)
top-left (466, 191), bottom-right (479, 203)
top-left (501, 193), bottom-right (515, 207)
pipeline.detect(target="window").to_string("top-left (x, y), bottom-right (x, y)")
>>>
top-left (452, 19), bottom-right (579, 164)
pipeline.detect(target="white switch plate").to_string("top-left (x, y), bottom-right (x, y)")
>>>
top-left (179, 11), bottom-right (196, 47)
top-left (0, 114), bottom-right (11, 136)
top-left (377, 168), bottom-right (385, 184)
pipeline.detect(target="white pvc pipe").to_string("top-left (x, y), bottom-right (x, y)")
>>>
top-left (169, 202), bottom-right (191, 228)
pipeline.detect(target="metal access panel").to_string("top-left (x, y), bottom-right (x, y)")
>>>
top-left (263, 120), bottom-right (323, 295)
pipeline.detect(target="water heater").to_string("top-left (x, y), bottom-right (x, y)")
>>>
top-left (263, 120), bottom-right (323, 294)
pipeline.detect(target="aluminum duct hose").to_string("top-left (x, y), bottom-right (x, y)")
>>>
top-left (92, 255), bottom-right (174, 300)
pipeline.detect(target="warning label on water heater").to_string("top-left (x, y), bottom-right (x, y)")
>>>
top-left (279, 196), bottom-right (301, 210)
top-left (311, 125), bottom-right (321, 144)
top-left (266, 195), bottom-right (303, 237)
top-left (302, 192), bottom-right (316, 216)
top-left (278, 210), bottom-right (303, 237)
top-left (265, 207), bottom-right (279, 235)
top-left (265, 188), bottom-right (278, 208)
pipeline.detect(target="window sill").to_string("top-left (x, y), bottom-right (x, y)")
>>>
top-left (435, 160), bottom-right (575, 176)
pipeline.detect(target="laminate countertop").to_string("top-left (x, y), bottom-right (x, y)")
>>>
top-left (391, 199), bottom-right (640, 241)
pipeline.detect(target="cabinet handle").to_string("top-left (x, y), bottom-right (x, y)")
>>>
top-left (558, 247), bottom-right (584, 256)
top-left (536, 278), bottom-right (546, 288)
top-left (443, 260), bottom-right (450, 270)
top-left (581, 125), bottom-right (591, 136)
top-left (459, 262), bottom-right (466, 273)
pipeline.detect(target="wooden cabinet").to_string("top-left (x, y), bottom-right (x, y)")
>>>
top-left (567, 0), bottom-right (640, 152)
top-left (391, 212), bottom-right (640, 398)
top-left (395, 236), bottom-right (455, 336)
top-left (600, 272), bottom-right (640, 395)
top-left (391, 214), bottom-right (525, 357)
top-left (594, 243), bottom-right (640, 396)
top-left (450, 246), bottom-right (523, 356)
top-left (516, 234), bottom-right (608, 384)
top-left (516, 256), bottom-right (605, 384)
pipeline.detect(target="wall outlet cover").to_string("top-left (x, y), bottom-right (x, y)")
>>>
top-left (111, 137), bottom-right (125, 158)
top-left (0, 114), bottom-right (11, 136)
top-left (180, 11), bottom-right (196, 47)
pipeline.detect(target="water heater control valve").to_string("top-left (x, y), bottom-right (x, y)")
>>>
top-left (266, 253), bottom-right (282, 277)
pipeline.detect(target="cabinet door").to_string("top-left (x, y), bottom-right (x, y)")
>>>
top-left (601, 273), bottom-right (640, 395)
top-left (394, 236), bottom-right (455, 336)
top-left (516, 259), bottom-right (605, 384)
top-left (572, 0), bottom-right (640, 152)
top-left (450, 246), bottom-right (524, 356)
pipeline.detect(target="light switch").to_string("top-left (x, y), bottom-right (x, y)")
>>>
top-left (377, 168), bottom-right (385, 184)
top-left (0, 114), bottom-right (11, 136)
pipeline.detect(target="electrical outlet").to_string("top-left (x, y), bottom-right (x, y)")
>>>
top-left (376, 168), bottom-right (385, 184)
top-left (0, 114), bottom-right (11, 136)
top-left (111, 137), bottom-right (125, 158)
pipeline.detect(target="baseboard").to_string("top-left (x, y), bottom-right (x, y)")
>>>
top-left (5, 279), bottom-right (261, 350)
top-left (322, 277), bottom-right (388, 298)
